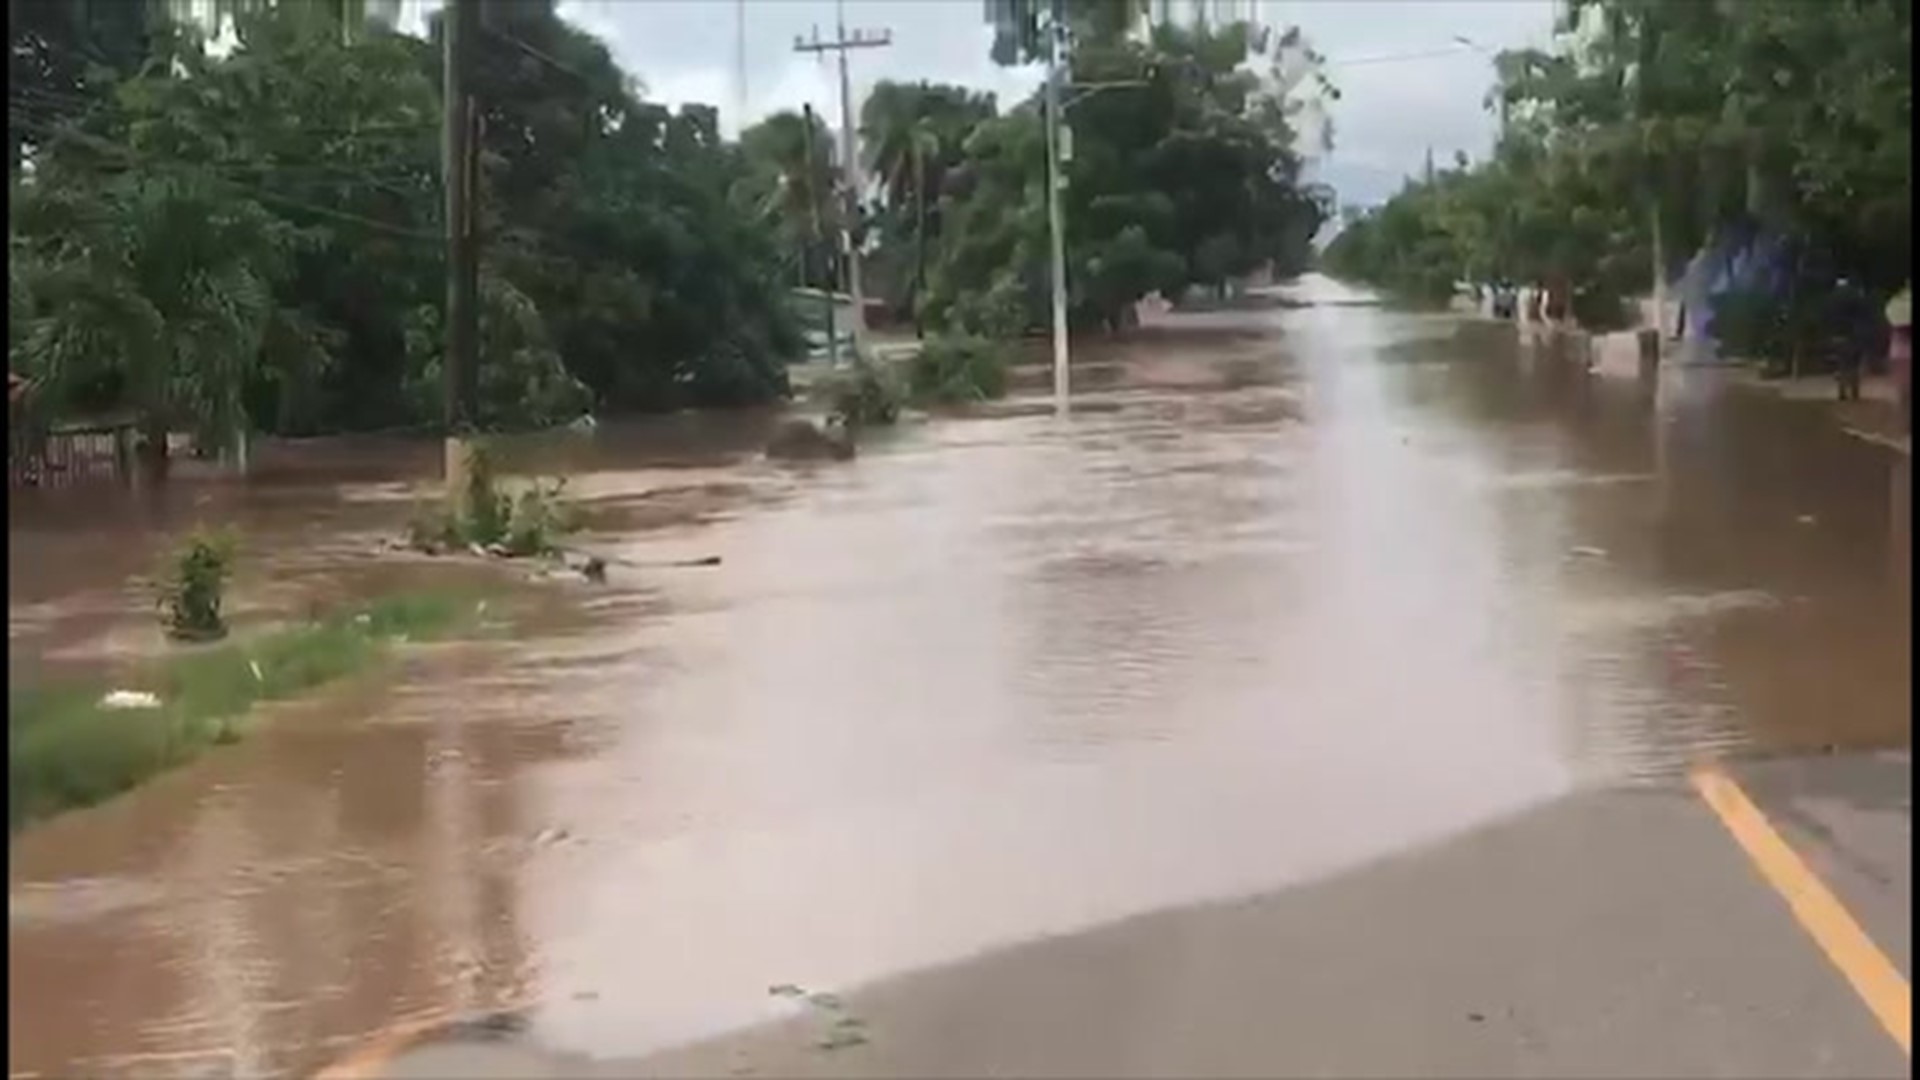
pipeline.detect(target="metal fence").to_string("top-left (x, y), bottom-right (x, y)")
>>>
top-left (9, 417), bottom-right (137, 489)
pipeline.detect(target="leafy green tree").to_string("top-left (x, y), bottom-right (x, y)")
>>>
top-left (929, 11), bottom-right (1331, 334)
top-left (13, 168), bottom-right (292, 461)
top-left (13, 0), bottom-right (802, 439)
top-left (860, 80), bottom-right (996, 327)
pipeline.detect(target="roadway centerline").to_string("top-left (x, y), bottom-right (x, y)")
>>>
top-left (1690, 764), bottom-right (1912, 1056)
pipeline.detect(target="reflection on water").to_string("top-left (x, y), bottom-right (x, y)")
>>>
top-left (9, 278), bottom-right (1910, 1075)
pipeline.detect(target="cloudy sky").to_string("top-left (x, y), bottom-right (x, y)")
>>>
top-left (407, 0), bottom-right (1559, 208)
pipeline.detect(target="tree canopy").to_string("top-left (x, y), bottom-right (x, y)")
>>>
top-left (10, 0), bottom-right (1336, 448)
top-left (10, 0), bottom-right (798, 444)
top-left (913, 4), bottom-right (1334, 337)
top-left (1325, 0), bottom-right (1910, 326)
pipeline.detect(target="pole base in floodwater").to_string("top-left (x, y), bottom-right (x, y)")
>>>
top-left (1637, 328), bottom-right (1662, 380)
top-left (444, 435), bottom-right (478, 513)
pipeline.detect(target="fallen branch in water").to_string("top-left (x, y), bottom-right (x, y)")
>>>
top-left (548, 547), bottom-right (722, 583)
top-left (557, 548), bottom-right (722, 570)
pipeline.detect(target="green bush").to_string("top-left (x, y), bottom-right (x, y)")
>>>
top-left (1711, 288), bottom-right (1789, 361)
top-left (909, 335), bottom-right (1011, 404)
top-left (404, 449), bottom-right (579, 557)
top-left (158, 528), bottom-right (237, 642)
top-left (819, 356), bottom-right (904, 429)
top-left (504, 477), bottom-right (579, 557)
top-left (405, 504), bottom-right (463, 554)
top-left (461, 445), bottom-right (512, 547)
top-left (400, 277), bottom-right (594, 432)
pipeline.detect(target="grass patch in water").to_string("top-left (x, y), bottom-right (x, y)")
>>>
top-left (9, 590), bottom-right (486, 831)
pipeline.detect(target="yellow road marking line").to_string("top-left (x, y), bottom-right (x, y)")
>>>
top-left (311, 1007), bottom-right (457, 1080)
top-left (1691, 765), bottom-right (1911, 1055)
top-left (311, 992), bottom-right (541, 1080)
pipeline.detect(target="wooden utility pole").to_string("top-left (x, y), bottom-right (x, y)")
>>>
top-left (801, 102), bottom-right (838, 367)
top-left (442, 0), bottom-right (481, 500)
top-left (794, 4), bottom-right (890, 363)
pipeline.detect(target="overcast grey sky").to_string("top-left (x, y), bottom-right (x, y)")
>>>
top-left (406, 0), bottom-right (1558, 208)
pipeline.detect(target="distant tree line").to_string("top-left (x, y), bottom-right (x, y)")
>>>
top-left (1324, 0), bottom-right (1910, 347)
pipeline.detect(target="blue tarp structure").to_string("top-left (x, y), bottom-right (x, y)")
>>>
top-left (1675, 222), bottom-right (1798, 362)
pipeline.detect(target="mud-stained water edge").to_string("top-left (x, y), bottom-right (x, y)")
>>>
top-left (9, 277), bottom-right (1910, 1077)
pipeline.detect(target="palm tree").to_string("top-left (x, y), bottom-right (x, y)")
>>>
top-left (860, 81), bottom-right (995, 331)
top-left (738, 109), bottom-right (839, 291)
top-left (14, 170), bottom-right (288, 471)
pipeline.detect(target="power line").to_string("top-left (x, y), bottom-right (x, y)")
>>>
top-left (480, 22), bottom-right (595, 89)
top-left (9, 113), bottom-right (434, 186)
top-left (1325, 45), bottom-right (1482, 69)
top-left (10, 84), bottom-right (438, 143)
top-left (8, 117), bottom-right (443, 242)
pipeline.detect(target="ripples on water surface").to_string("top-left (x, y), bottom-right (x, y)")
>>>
top-left (9, 278), bottom-right (1908, 1075)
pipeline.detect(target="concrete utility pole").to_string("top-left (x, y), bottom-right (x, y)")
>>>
top-left (442, 0), bottom-right (480, 502)
top-left (794, 2), bottom-right (890, 364)
top-left (1044, 0), bottom-right (1070, 415)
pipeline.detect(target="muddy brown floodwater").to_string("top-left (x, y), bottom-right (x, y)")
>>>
top-left (8, 276), bottom-right (1909, 1077)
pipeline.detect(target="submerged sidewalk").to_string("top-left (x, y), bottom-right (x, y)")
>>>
top-left (1723, 369), bottom-right (1909, 455)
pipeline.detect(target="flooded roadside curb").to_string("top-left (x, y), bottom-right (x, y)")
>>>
top-left (9, 586), bottom-right (502, 832)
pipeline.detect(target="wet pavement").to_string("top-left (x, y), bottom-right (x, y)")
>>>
top-left (8, 276), bottom-right (1910, 1078)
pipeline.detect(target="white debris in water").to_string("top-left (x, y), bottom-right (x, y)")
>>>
top-left (1796, 514), bottom-right (1817, 525)
top-left (249, 659), bottom-right (264, 683)
top-left (1568, 545), bottom-right (1608, 559)
top-left (100, 690), bottom-right (161, 710)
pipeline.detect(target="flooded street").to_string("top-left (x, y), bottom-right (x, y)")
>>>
top-left (9, 277), bottom-right (1910, 1078)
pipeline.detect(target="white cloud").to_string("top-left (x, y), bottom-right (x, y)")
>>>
top-left (408, 0), bottom-right (1556, 206)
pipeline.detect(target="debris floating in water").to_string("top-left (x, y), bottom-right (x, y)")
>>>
top-left (99, 690), bottom-right (161, 710)
top-left (815, 1028), bottom-right (869, 1052)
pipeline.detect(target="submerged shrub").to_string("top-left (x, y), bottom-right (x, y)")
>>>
top-left (402, 446), bottom-right (580, 557)
top-left (908, 334), bottom-right (1011, 404)
top-left (819, 355), bottom-right (903, 429)
top-left (504, 477), bottom-right (580, 557)
top-left (158, 527), bottom-right (237, 642)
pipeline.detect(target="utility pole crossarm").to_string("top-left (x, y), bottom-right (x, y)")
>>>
top-left (792, 29), bottom-right (893, 53)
